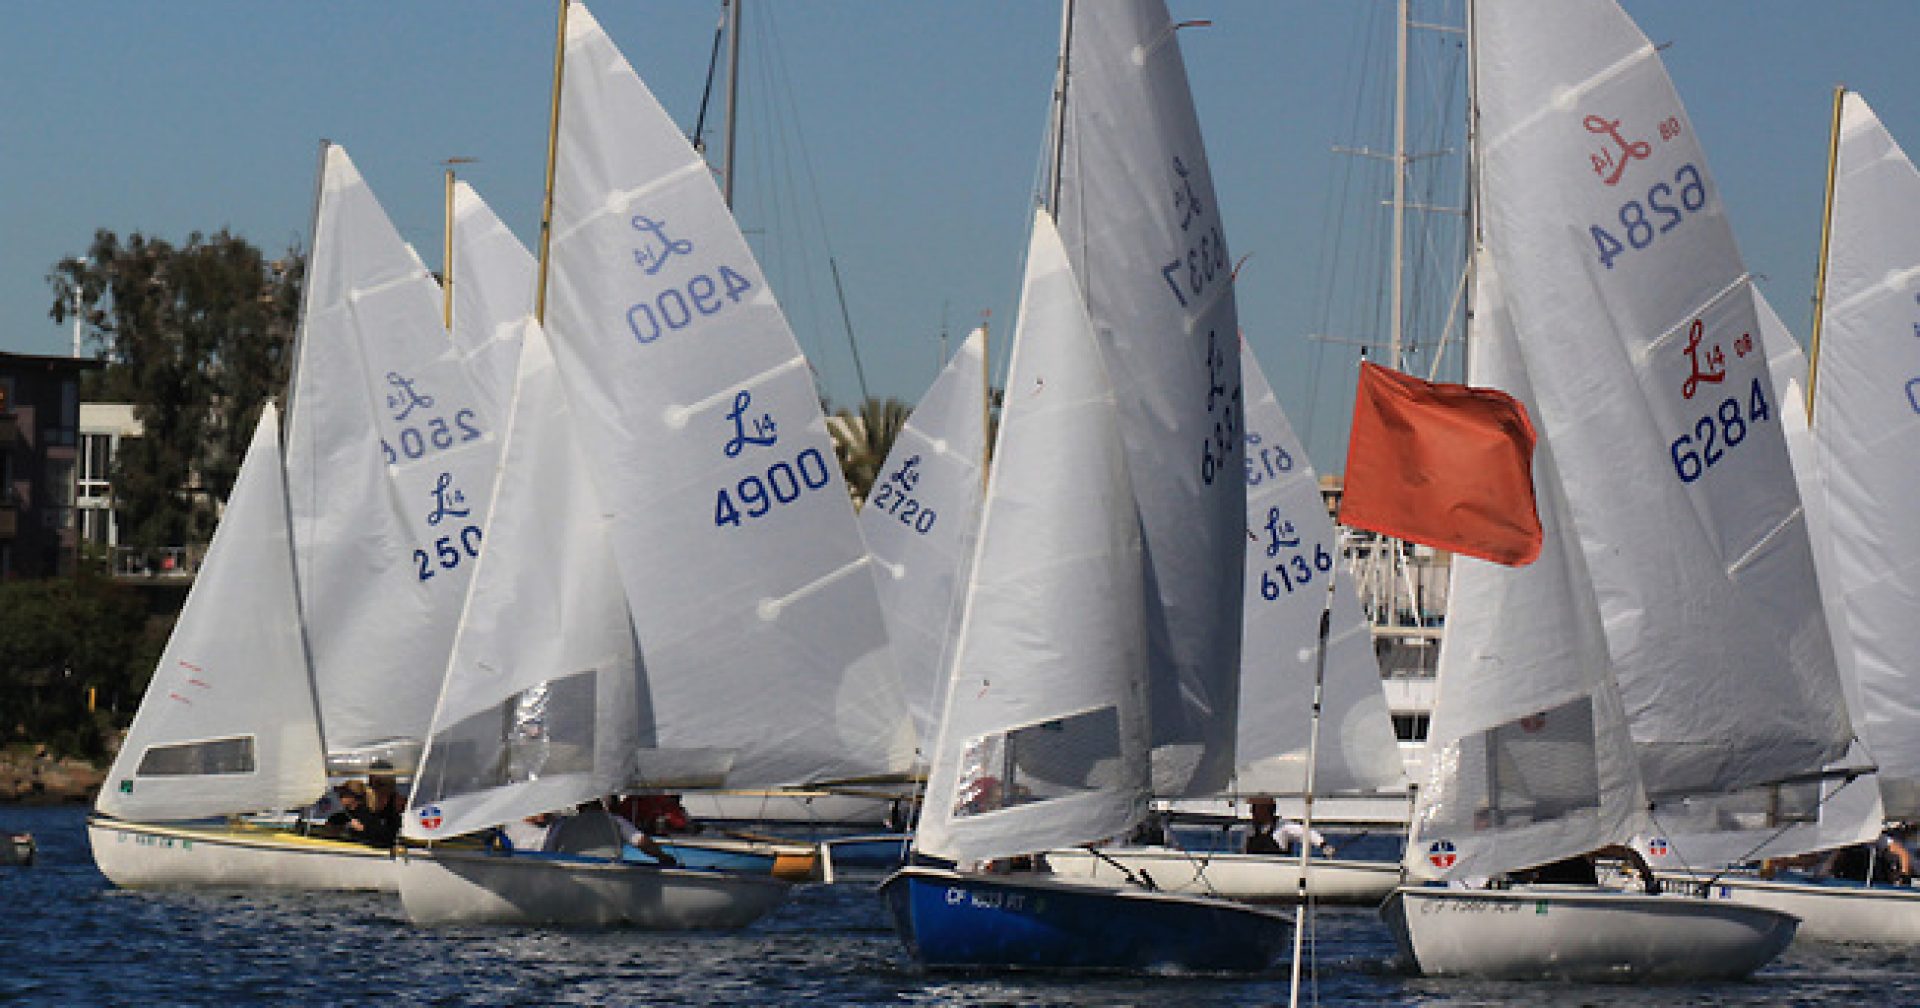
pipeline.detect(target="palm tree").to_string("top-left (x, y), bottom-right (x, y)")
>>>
top-left (827, 397), bottom-right (912, 504)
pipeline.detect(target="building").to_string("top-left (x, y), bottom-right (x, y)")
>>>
top-left (0, 352), bottom-right (99, 578)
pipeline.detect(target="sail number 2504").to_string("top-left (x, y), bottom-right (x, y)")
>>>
top-left (1590, 163), bottom-right (1707, 270)
top-left (714, 448), bottom-right (836, 529)
top-left (1669, 377), bottom-right (1771, 484)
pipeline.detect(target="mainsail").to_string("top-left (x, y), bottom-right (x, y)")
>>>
top-left (1811, 91), bottom-right (1920, 820)
top-left (1471, 0), bottom-right (1850, 802)
top-left (914, 210), bottom-right (1150, 865)
top-left (98, 404), bottom-right (326, 820)
top-left (1052, 0), bottom-right (1246, 797)
top-left (1233, 343), bottom-right (1404, 796)
top-left (283, 144), bottom-right (504, 758)
top-left (542, 4), bottom-right (913, 787)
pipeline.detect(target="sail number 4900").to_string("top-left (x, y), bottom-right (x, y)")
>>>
top-left (714, 448), bottom-right (835, 528)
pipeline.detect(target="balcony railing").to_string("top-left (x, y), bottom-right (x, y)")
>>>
top-left (111, 545), bottom-right (206, 579)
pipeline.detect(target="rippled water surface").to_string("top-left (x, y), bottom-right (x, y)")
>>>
top-left (7, 805), bottom-right (1919, 1006)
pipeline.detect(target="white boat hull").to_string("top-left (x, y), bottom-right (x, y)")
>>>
top-left (88, 816), bottom-right (397, 891)
top-left (677, 791), bottom-right (897, 829)
top-left (1677, 875), bottom-right (1920, 944)
top-left (396, 848), bottom-right (791, 928)
top-left (1380, 885), bottom-right (1798, 980)
top-left (1045, 847), bottom-right (1399, 906)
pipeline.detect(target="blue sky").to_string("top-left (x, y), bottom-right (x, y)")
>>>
top-left (4, 1), bottom-right (1916, 471)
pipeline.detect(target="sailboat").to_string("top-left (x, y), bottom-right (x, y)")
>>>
top-left (1637, 90), bottom-right (1920, 944)
top-left (880, 0), bottom-right (1290, 973)
top-left (1379, 0), bottom-right (1857, 980)
top-left (394, 0), bottom-right (912, 927)
top-left (1047, 341), bottom-right (1409, 906)
top-left (88, 143), bottom-right (508, 890)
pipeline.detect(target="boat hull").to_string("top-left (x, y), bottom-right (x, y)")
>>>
top-left (1672, 875), bottom-right (1920, 944)
top-left (819, 833), bottom-right (912, 882)
top-left (879, 865), bottom-right (1290, 973)
top-left (88, 816), bottom-right (396, 891)
top-left (3, 833), bottom-right (33, 867)
top-left (397, 848), bottom-right (791, 928)
top-left (1380, 884), bottom-right (1798, 981)
top-left (1045, 846), bottom-right (1399, 906)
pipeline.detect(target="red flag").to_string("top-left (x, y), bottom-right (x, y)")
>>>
top-left (1338, 362), bottom-right (1542, 567)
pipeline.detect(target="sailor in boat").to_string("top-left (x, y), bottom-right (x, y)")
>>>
top-left (1244, 795), bottom-right (1334, 858)
top-left (497, 801), bottom-right (679, 865)
top-left (316, 781), bottom-right (382, 845)
top-left (363, 770), bottom-right (404, 848)
top-left (1822, 830), bottom-right (1915, 885)
top-left (1511, 844), bottom-right (1662, 893)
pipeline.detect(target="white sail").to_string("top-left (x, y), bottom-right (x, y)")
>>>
top-left (1407, 250), bottom-right (1643, 881)
top-left (98, 404), bottom-right (327, 821)
top-left (542, 4), bottom-right (912, 787)
top-left (403, 319), bottom-right (640, 842)
top-left (1233, 342), bottom-right (1404, 796)
top-left (449, 180), bottom-right (536, 420)
top-left (1811, 91), bottom-right (1920, 820)
top-left (914, 210), bottom-right (1150, 865)
top-left (1473, 0), bottom-right (1849, 801)
top-left (861, 328), bottom-right (990, 747)
top-left (1635, 291), bottom-right (1880, 871)
top-left (1052, 0), bottom-right (1246, 797)
top-left (283, 144), bottom-right (505, 757)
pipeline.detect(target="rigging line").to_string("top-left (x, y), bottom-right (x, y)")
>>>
top-left (763, 1), bottom-right (872, 408)
top-left (689, 1), bottom-right (728, 154)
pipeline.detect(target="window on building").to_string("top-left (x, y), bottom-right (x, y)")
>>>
top-left (78, 434), bottom-right (112, 501)
top-left (1391, 713), bottom-right (1431, 743)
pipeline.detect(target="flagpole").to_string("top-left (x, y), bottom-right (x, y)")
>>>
top-left (535, 0), bottom-right (569, 327)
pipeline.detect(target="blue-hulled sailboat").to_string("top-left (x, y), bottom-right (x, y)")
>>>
top-left (879, 0), bottom-right (1288, 973)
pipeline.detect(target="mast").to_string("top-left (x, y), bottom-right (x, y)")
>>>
top-left (535, 0), bottom-right (569, 326)
top-left (278, 138), bottom-right (337, 765)
top-left (1389, 0), bottom-right (1409, 371)
top-left (722, 0), bottom-right (742, 209)
top-left (1045, 0), bottom-right (1075, 219)
top-left (1287, 571), bottom-right (1339, 1008)
top-left (442, 167), bottom-right (456, 330)
top-left (1806, 84), bottom-right (1846, 415)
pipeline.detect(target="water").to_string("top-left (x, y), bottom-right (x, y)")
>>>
top-left (6, 805), bottom-right (1917, 1006)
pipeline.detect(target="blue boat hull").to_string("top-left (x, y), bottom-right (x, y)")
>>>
top-left (880, 865), bottom-right (1289, 973)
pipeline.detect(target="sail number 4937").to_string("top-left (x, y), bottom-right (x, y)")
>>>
top-left (714, 448), bottom-right (835, 528)
top-left (1669, 378), bottom-right (1771, 484)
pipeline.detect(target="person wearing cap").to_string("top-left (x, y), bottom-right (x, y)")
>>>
top-left (363, 772), bottom-right (403, 848)
top-left (318, 781), bottom-right (374, 841)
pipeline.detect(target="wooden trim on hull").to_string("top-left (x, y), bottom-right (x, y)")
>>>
top-left (88, 816), bottom-right (398, 892)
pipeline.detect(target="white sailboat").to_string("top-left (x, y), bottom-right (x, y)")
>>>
top-left (1643, 90), bottom-right (1920, 944)
top-left (1381, 0), bottom-right (1856, 979)
top-left (89, 143), bottom-right (508, 890)
top-left (395, 0), bottom-right (910, 927)
top-left (881, 0), bottom-right (1289, 973)
top-left (1048, 342), bottom-right (1409, 906)
top-left (89, 405), bottom-right (377, 887)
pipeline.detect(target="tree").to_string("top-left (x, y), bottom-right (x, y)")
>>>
top-left (830, 397), bottom-right (912, 503)
top-left (0, 573), bottom-right (159, 759)
top-left (48, 230), bottom-right (303, 549)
